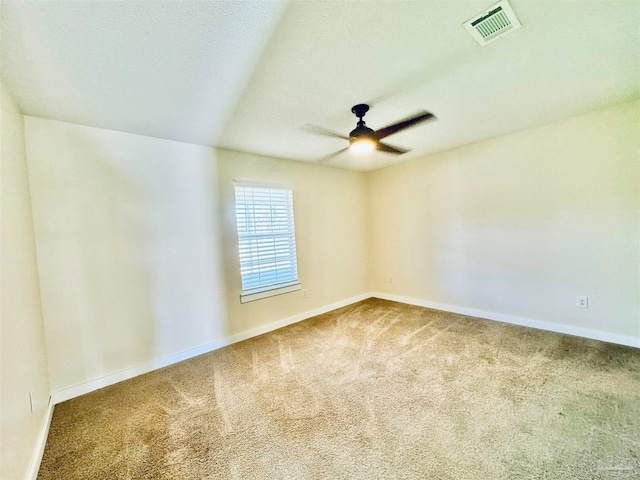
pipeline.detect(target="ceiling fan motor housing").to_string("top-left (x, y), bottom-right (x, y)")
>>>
top-left (349, 124), bottom-right (375, 141)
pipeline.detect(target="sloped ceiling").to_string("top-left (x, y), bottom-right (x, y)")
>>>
top-left (2, 1), bottom-right (639, 171)
top-left (0, 0), bottom-right (288, 145)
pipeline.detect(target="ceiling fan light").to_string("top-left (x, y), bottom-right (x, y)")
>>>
top-left (349, 139), bottom-right (375, 154)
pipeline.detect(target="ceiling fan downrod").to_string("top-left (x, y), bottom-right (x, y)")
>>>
top-left (351, 104), bottom-right (370, 124)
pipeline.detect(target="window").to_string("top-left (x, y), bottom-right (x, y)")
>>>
top-left (234, 181), bottom-right (300, 303)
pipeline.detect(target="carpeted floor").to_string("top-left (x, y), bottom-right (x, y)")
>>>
top-left (38, 298), bottom-right (640, 479)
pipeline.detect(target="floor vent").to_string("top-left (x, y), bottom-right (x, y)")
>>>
top-left (463, 0), bottom-right (521, 46)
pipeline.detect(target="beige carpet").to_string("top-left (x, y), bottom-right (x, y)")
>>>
top-left (38, 299), bottom-right (640, 479)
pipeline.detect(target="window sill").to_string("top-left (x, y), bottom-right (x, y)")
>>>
top-left (240, 283), bottom-right (301, 304)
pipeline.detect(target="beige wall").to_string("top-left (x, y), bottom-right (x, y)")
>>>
top-left (0, 82), bottom-right (51, 479)
top-left (24, 117), bottom-right (228, 392)
top-left (367, 100), bottom-right (640, 340)
top-left (18, 99), bottom-right (638, 403)
top-left (23, 119), bottom-right (369, 393)
top-left (216, 150), bottom-right (368, 335)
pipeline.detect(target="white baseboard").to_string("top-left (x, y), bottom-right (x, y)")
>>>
top-left (372, 292), bottom-right (640, 348)
top-left (51, 293), bottom-right (371, 404)
top-left (51, 290), bottom-right (637, 406)
top-left (27, 396), bottom-right (54, 480)
top-left (37, 290), bottom-right (637, 478)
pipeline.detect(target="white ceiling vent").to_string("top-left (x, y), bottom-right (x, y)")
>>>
top-left (463, 0), bottom-right (522, 46)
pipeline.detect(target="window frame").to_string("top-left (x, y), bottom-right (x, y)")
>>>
top-left (233, 180), bottom-right (301, 304)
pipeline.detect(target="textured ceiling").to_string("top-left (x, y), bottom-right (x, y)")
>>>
top-left (2, 1), bottom-right (639, 171)
top-left (0, 0), bottom-right (288, 145)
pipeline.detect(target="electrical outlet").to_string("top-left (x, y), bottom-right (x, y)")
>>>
top-left (388, 276), bottom-right (393, 283)
top-left (576, 296), bottom-right (589, 309)
top-left (303, 289), bottom-right (308, 298)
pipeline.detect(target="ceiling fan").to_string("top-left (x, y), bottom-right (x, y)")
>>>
top-left (305, 104), bottom-right (436, 162)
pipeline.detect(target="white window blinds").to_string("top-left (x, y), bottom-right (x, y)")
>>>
top-left (234, 183), bottom-right (299, 296)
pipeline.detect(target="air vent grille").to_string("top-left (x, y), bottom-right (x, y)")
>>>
top-left (464, 0), bottom-right (521, 46)
top-left (473, 8), bottom-right (511, 38)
